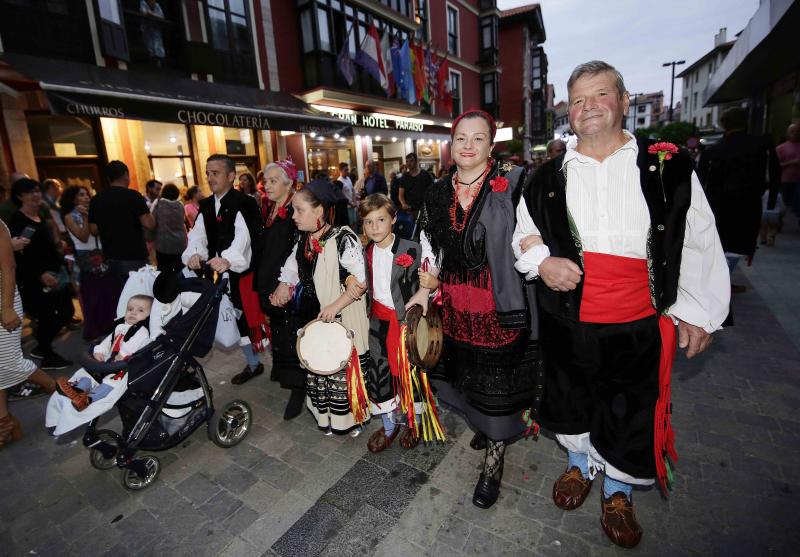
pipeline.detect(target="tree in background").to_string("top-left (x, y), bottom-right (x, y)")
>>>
top-left (634, 121), bottom-right (698, 147)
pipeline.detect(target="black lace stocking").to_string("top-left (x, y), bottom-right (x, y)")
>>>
top-left (483, 440), bottom-right (506, 481)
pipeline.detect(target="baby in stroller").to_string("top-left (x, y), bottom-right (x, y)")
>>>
top-left (54, 295), bottom-right (154, 411)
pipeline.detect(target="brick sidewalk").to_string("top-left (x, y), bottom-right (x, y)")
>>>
top-left (2, 228), bottom-right (800, 556)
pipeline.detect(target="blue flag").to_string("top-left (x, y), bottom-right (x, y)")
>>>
top-left (399, 39), bottom-right (416, 105)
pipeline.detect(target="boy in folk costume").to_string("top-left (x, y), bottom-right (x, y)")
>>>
top-left (182, 154), bottom-right (269, 385)
top-left (360, 194), bottom-right (444, 452)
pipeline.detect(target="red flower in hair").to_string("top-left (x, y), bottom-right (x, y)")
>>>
top-left (395, 254), bottom-right (414, 268)
top-left (277, 207), bottom-right (288, 219)
top-left (489, 176), bottom-right (509, 193)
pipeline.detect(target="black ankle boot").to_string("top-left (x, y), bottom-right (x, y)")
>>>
top-left (472, 441), bottom-right (505, 509)
top-left (283, 388), bottom-right (305, 420)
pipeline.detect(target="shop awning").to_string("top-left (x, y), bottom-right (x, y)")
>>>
top-left (0, 53), bottom-right (352, 136)
top-left (705, 0), bottom-right (799, 104)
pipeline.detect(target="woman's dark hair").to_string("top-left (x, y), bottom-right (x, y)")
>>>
top-left (10, 178), bottom-right (40, 207)
top-left (60, 185), bottom-right (91, 217)
top-left (160, 183), bottom-right (180, 201)
top-left (238, 172), bottom-right (256, 194)
top-left (184, 185), bottom-right (200, 202)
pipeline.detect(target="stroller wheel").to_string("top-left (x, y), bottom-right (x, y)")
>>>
top-left (89, 430), bottom-right (121, 471)
top-left (121, 455), bottom-right (161, 491)
top-left (209, 400), bottom-right (252, 448)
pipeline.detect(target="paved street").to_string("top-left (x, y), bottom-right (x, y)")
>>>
top-left (2, 220), bottom-right (800, 557)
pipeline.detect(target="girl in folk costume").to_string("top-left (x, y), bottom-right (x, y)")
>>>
top-left (410, 110), bottom-right (541, 509)
top-left (359, 194), bottom-right (444, 453)
top-left (254, 159), bottom-right (304, 419)
top-left (271, 178), bottom-right (371, 436)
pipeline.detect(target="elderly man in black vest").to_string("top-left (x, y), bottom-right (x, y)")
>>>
top-left (514, 61), bottom-right (729, 548)
top-left (182, 154), bottom-right (265, 384)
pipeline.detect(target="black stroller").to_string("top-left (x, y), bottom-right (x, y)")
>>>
top-left (80, 275), bottom-right (252, 490)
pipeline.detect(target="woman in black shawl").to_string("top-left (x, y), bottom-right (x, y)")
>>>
top-left (410, 110), bottom-right (540, 508)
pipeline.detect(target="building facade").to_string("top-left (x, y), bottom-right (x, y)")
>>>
top-left (624, 91), bottom-right (664, 132)
top-left (497, 3), bottom-right (547, 157)
top-left (678, 28), bottom-right (735, 133)
top-left (0, 0), bottom-right (500, 193)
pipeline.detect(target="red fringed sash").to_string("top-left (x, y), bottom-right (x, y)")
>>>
top-left (238, 272), bottom-right (271, 352)
top-left (580, 252), bottom-right (678, 494)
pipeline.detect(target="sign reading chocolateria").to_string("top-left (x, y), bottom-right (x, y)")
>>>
top-left (44, 90), bottom-right (351, 136)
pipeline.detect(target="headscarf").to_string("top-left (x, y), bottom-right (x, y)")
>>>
top-left (450, 109), bottom-right (497, 142)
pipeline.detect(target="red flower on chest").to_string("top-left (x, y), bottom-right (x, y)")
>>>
top-left (489, 176), bottom-right (509, 193)
top-left (311, 238), bottom-right (324, 254)
top-left (394, 253), bottom-right (414, 268)
top-left (277, 207), bottom-right (288, 219)
top-left (216, 215), bottom-right (223, 223)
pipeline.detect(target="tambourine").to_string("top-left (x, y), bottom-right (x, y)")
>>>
top-left (404, 304), bottom-right (443, 369)
top-left (296, 319), bottom-right (354, 376)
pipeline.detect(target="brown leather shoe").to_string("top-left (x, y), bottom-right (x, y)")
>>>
top-left (600, 492), bottom-right (643, 548)
top-left (0, 414), bottom-right (22, 449)
top-left (71, 392), bottom-right (91, 411)
top-left (398, 426), bottom-right (420, 449)
top-left (55, 377), bottom-right (86, 406)
top-left (552, 467), bottom-right (593, 510)
top-left (367, 426), bottom-right (400, 453)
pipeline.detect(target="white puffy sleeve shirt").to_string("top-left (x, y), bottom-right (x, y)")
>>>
top-left (513, 132), bottom-right (729, 333)
top-left (181, 194), bottom-right (252, 274)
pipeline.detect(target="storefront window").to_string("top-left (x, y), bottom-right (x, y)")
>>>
top-left (306, 136), bottom-right (354, 177)
top-left (141, 121), bottom-right (194, 187)
top-left (27, 115), bottom-right (98, 157)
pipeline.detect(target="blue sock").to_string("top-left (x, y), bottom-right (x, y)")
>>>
top-left (567, 450), bottom-right (590, 478)
top-left (240, 344), bottom-right (260, 370)
top-left (381, 413), bottom-right (396, 436)
top-left (603, 476), bottom-right (633, 499)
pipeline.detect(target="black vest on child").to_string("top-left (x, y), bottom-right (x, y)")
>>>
top-left (198, 188), bottom-right (262, 275)
top-left (523, 137), bottom-right (693, 320)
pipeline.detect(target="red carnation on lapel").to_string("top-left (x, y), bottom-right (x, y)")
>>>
top-left (648, 142), bottom-right (679, 161)
top-left (489, 176), bottom-right (509, 193)
top-left (395, 254), bottom-right (414, 268)
top-left (277, 207), bottom-right (288, 219)
top-left (216, 215), bottom-right (223, 223)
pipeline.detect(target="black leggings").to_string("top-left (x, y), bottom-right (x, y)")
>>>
top-left (23, 288), bottom-right (75, 356)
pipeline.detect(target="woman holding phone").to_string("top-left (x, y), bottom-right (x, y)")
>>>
top-left (8, 179), bottom-right (74, 370)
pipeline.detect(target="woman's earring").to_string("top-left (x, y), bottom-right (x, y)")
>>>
top-left (316, 217), bottom-right (322, 229)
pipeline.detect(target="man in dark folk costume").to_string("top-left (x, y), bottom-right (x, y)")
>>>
top-left (514, 61), bottom-right (729, 548)
top-left (182, 154), bottom-right (267, 385)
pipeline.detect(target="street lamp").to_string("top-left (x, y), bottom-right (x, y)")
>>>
top-left (662, 60), bottom-right (685, 122)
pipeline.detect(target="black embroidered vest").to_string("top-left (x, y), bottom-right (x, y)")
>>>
top-left (523, 137), bottom-right (692, 320)
top-left (198, 188), bottom-right (261, 275)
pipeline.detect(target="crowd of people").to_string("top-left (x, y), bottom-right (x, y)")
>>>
top-left (1, 58), bottom-right (798, 550)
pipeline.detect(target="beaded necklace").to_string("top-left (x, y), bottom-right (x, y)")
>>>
top-left (449, 161), bottom-right (492, 233)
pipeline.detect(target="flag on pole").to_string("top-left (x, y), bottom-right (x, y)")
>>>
top-left (390, 35), bottom-right (403, 99)
top-left (337, 24), bottom-right (356, 86)
top-left (411, 40), bottom-right (427, 103)
top-left (355, 22), bottom-right (388, 92)
top-left (380, 30), bottom-right (395, 97)
top-left (399, 39), bottom-right (416, 104)
top-left (436, 58), bottom-right (453, 114)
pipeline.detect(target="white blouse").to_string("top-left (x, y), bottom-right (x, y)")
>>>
top-left (371, 238), bottom-right (395, 309)
top-left (513, 132), bottom-right (730, 333)
top-left (278, 231), bottom-right (366, 286)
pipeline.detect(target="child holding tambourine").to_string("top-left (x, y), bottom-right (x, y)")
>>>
top-left (359, 193), bottom-right (444, 453)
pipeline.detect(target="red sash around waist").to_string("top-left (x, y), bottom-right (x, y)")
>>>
top-left (579, 252), bottom-right (654, 324)
top-left (372, 300), bottom-right (401, 379)
top-left (579, 251), bottom-right (678, 493)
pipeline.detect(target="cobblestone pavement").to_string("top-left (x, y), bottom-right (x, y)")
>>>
top-left (2, 223), bottom-right (799, 557)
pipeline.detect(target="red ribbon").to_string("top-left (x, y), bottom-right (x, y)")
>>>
top-left (238, 272), bottom-right (271, 351)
